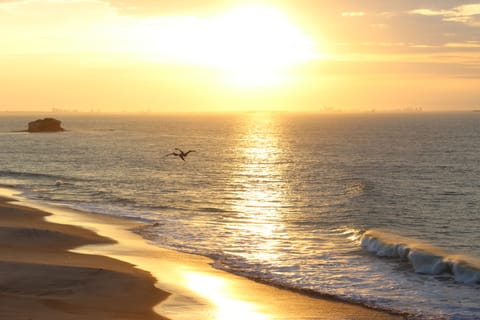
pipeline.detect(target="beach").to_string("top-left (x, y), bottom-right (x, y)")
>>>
top-left (0, 194), bottom-right (168, 320)
top-left (0, 190), bottom-right (405, 320)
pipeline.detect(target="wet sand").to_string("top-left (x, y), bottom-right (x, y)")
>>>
top-left (0, 195), bottom-right (167, 320)
top-left (0, 190), bottom-right (406, 319)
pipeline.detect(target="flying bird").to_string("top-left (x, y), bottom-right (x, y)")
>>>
top-left (163, 148), bottom-right (196, 161)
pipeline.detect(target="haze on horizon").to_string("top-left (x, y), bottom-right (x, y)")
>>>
top-left (1, 0), bottom-right (479, 113)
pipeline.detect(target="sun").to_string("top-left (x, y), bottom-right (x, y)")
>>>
top-left (199, 4), bottom-right (318, 87)
top-left (131, 4), bottom-right (318, 88)
top-left (207, 8), bottom-right (314, 64)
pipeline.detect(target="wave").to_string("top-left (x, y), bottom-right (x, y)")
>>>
top-left (197, 207), bottom-right (233, 213)
top-left (0, 170), bottom-right (87, 184)
top-left (361, 229), bottom-right (480, 284)
top-left (0, 169), bottom-right (60, 180)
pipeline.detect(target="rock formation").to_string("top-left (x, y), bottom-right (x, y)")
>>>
top-left (27, 118), bottom-right (65, 132)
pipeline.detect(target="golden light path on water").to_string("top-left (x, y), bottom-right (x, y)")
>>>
top-left (227, 113), bottom-right (290, 263)
top-left (173, 114), bottom-right (290, 319)
top-left (179, 114), bottom-right (290, 319)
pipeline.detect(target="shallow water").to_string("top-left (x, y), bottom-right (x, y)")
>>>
top-left (1, 112), bottom-right (479, 319)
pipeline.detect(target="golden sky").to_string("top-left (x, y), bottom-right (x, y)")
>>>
top-left (1, 0), bottom-right (479, 113)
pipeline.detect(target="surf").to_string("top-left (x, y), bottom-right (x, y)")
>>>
top-left (361, 229), bottom-right (480, 284)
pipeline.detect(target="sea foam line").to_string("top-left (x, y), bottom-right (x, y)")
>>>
top-left (361, 229), bottom-right (480, 284)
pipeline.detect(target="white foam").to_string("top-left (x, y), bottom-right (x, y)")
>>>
top-left (361, 229), bottom-right (480, 284)
top-left (452, 261), bottom-right (480, 284)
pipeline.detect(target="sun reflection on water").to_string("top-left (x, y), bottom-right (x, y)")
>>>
top-left (227, 113), bottom-right (290, 262)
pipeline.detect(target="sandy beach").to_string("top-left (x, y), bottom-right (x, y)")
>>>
top-left (0, 190), bottom-right (406, 319)
top-left (0, 195), bottom-right (168, 320)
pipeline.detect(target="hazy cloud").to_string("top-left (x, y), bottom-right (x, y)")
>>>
top-left (445, 41), bottom-right (480, 48)
top-left (410, 3), bottom-right (480, 26)
top-left (341, 11), bottom-right (365, 17)
top-left (105, 0), bottom-right (228, 16)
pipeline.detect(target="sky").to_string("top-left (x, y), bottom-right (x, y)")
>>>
top-left (0, 0), bottom-right (479, 113)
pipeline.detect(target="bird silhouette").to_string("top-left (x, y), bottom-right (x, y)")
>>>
top-left (163, 148), bottom-right (196, 161)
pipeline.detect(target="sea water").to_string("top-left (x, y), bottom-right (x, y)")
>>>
top-left (0, 112), bottom-right (479, 319)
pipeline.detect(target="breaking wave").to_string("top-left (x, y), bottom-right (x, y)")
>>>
top-left (361, 229), bottom-right (480, 284)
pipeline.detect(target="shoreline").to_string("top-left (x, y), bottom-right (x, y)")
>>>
top-left (0, 188), bottom-right (406, 319)
top-left (0, 192), bottom-right (167, 320)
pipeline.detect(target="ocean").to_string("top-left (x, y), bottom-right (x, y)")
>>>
top-left (0, 112), bottom-right (479, 319)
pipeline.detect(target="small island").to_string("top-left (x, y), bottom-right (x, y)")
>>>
top-left (27, 118), bottom-right (65, 132)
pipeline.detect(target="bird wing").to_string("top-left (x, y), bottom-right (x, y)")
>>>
top-left (184, 150), bottom-right (196, 156)
top-left (163, 152), bottom-right (177, 157)
top-left (174, 148), bottom-right (184, 153)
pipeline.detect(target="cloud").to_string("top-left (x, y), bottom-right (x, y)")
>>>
top-left (445, 41), bottom-right (480, 48)
top-left (410, 3), bottom-right (480, 27)
top-left (341, 11), bottom-right (365, 17)
top-left (370, 23), bottom-right (388, 30)
top-left (104, 0), bottom-right (228, 16)
top-left (409, 9), bottom-right (450, 16)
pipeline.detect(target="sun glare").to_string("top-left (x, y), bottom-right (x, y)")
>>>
top-left (130, 4), bottom-right (318, 88)
top-left (199, 4), bottom-right (317, 87)
top-left (184, 272), bottom-right (271, 320)
top-left (204, 5), bottom-right (316, 66)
